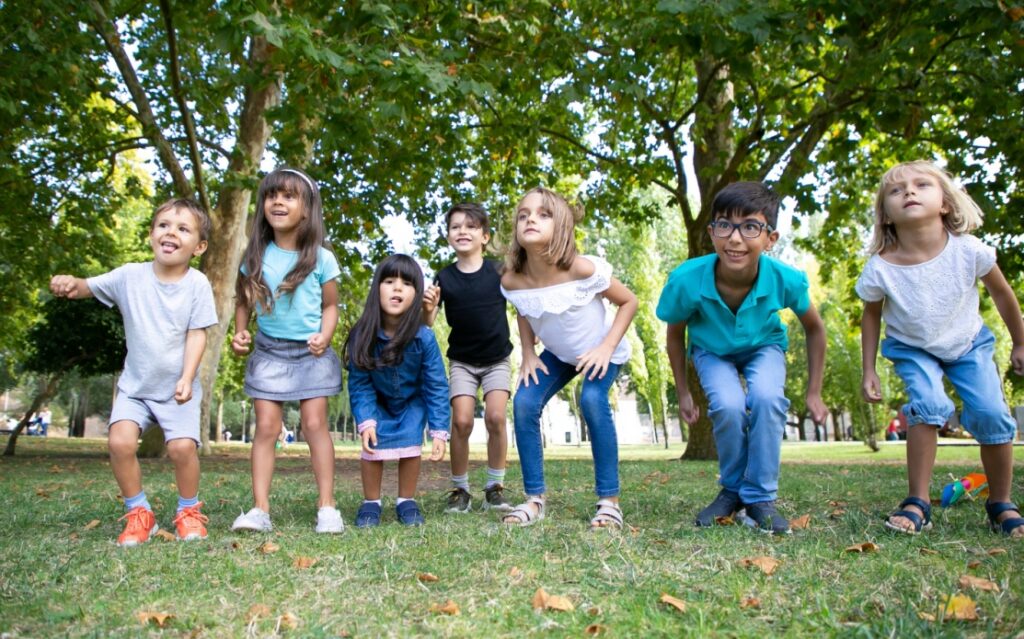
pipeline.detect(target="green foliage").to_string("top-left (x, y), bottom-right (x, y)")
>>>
top-left (23, 298), bottom-right (125, 378)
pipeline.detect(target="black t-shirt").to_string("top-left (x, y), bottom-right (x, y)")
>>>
top-left (436, 260), bottom-right (513, 366)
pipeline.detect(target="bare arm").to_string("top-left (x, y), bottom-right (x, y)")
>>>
top-left (798, 304), bottom-right (829, 424)
top-left (49, 275), bottom-right (93, 300)
top-left (860, 300), bottom-right (884, 402)
top-left (175, 327), bottom-right (207, 403)
top-left (575, 277), bottom-right (638, 380)
top-left (308, 279), bottom-right (339, 356)
top-left (982, 264), bottom-right (1024, 375)
top-left (666, 321), bottom-right (698, 424)
top-left (231, 302), bottom-right (252, 355)
top-left (422, 284), bottom-right (441, 327)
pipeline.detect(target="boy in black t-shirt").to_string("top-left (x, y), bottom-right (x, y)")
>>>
top-left (424, 203), bottom-right (513, 513)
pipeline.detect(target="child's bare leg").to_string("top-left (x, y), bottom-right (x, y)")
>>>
top-left (361, 459), bottom-right (384, 500)
top-left (166, 438), bottom-right (199, 499)
top-left (300, 397), bottom-right (335, 508)
top-left (484, 390), bottom-right (509, 471)
top-left (251, 400), bottom-right (283, 512)
top-left (449, 396), bottom-right (475, 477)
top-left (891, 422), bottom-right (939, 531)
top-left (108, 420), bottom-right (143, 499)
top-left (398, 456), bottom-right (421, 499)
top-left (979, 442), bottom-right (1024, 537)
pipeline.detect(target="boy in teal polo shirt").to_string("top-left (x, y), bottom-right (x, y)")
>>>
top-left (657, 182), bottom-right (828, 534)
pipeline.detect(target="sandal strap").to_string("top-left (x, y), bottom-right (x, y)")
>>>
top-left (985, 500), bottom-right (1020, 519)
top-left (592, 499), bottom-right (623, 528)
top-left (897, 496), bottom-right (932, 523)
top-left (505, 499), bottom-right (544, 524)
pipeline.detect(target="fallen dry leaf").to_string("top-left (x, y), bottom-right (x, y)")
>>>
top-left (429, 600), bottom-right (460, 616)
top-left (790, 514), bottom-right (811, 530)
top-left (587, 606), bottom-right (601, 616)
top-left (844, 542), bottom-right (880, 553)
top-left (941, 593), bottom-right (979, 621)
top-left (83, 519), bottom-right (101, 531)
top-left (532, 588), bottom-right (574, 612)
top-left (417, 572), bottom-right (439, 582)
top-left (919, 548), bottom-right (939, 556)
top-left (155, 529), bottom-right (176, 542)
top-left (660, 593), bottom-right (687, 613)
top-left (35, 487), bottom-right (50, 498)
top-left (738, 556), bottom-right (781, 575)
top-left (918, 611), bottom-right (937, 622)
top-left (292, 556), bottom-right (318, 569)
top-left (828, 500), bottom-right (847, 507)
top-left (958, 575), bottom-right (999, 592)
top-left (987, 548), bottom-right (1007, 556)
top-left (69, 532), bottom-right (79, 541)
top-left (247, 604), bottom-right (271, 621)
top-left (508, 566), bottom-right (522, 578)
top-left (585, 623), bottom-right (608, 635)
top-left (231, 541), bottom-right (243, 550)
top-left (136, 611), bottom-right (174, 627)
top-left (49, 465), bottom-right (62, 473)
top-left (715, 515), bottom-right (735, 526)
top-left (829, 508), bottom-right (846, 518)
top-left (740, 596), bottom-right (761, 609)
top-left (259, 542), bottom-right (280, 554)
top-left (277, 612), bottom-right (299, 630)
top-left (967, 560), bottom-right (982, 569)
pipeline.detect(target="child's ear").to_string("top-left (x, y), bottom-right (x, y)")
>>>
top-left (193, 240), bottom-right (209, 257)
top-left (766, 229), bottom-right (780, 250)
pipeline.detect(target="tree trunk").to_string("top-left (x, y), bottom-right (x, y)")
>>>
top-left (215, 393), bottom-right (224, 442)
top-left (70, 391), bottom-right (88, 438)
top-left (196, 35), bottom-right (282, 455)
top-left (832, 409), bottom-right (844, 442)
top-left (3, 374), bottom-right (61, 456)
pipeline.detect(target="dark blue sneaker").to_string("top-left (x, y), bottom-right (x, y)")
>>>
top-left (355, 501), bottom-right (382, 528)
top-left (396, 500), bottom-right (425, 526)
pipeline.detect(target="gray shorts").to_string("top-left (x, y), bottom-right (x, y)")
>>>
top-left (109, 391), bottom-right (202, 444)
top-left (448, 357), bottom-right (511, 400)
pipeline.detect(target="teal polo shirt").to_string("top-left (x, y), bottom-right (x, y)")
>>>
top-left (656, 253), bottom-right (810, 356)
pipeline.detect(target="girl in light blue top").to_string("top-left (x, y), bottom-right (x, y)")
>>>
top-left (230, 167), bottom-right (345, 534)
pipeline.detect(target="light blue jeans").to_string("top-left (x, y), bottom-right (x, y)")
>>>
top-left (691, 344), bottom-right (789, 504)
top-left (512, 350), bottom-right (622, 498)
top-left (882, 326), bottom-right (1016, 445)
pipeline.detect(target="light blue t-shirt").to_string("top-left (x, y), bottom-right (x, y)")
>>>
top-left (88, 263), bottom-right (218, 401)
top-left (656, 254), bottom-right (810, 356)
top-left (248, 243), bottom-right (340, 341)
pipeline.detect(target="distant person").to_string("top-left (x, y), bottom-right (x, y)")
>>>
top-left (50, 198), bottom-right (217, 546)
top-left (230, 167), bottom-right (344, 535)
top-left (886, 417), bottom-right (900, 441)
top-left (657, 181), bottom-right (828, 535)
top-left (858, 160), bottom-right (1024, 537)
top-left (422, 203), bottom-right (513, 514)
top-left (345, 255), bottom-right (449, 527)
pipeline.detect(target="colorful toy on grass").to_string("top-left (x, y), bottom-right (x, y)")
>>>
top-left (939, 473), bottom-right (988, 507)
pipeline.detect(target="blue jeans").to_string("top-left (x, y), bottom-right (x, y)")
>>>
top-left (691, 345), bottom-right (789, 503)
top-left (513, 350), bottom-right (622, 498)
top-left (882, 326), bottom-right (1016, 445)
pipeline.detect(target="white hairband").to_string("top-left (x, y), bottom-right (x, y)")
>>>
top-left (279, 168), bottom-right (316, 192)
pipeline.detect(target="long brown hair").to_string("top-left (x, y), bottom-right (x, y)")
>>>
top-left (236, 167), bottom-right (329, 313)
top-left (505, 187), bottom-right (582, 273)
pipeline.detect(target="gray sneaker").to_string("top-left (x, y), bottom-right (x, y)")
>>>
top-left (483, 484), bottom-right (513, 511)
top-left (445, 487), bottom-right (472, 513)
top-left (315, 506), bottom-right (345, 534)
top-left (695, 489), bottom-right (742, 527)
top-left (231, 507), bottom-right (272, 532)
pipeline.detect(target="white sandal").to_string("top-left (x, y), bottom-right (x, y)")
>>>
top-left (502, 497), bottom-right (545, 527)
top-left (590, 499), bottom-right (623, 530)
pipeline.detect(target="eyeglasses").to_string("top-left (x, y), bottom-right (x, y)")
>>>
top-left (709, 219), bottom-right (773, 239)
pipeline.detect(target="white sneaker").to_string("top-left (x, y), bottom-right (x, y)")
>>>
top-left (315, 506), bottom-right (345, 534)
top-left (231, 507), bottom-right (272, 532)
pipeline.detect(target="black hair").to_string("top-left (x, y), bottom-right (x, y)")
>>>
top-left (710, 181), bottom-right (781, 228)
top-left (344, 254), bottom-right (425, 370)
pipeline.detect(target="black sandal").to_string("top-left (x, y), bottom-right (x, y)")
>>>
top-left (984, 501), bottom-right (1024, 537)
top-left (884, 496), bottom-right (932, 534)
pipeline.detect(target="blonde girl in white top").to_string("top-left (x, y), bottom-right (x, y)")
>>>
top-left (500, 187), bottom-right (638, 529)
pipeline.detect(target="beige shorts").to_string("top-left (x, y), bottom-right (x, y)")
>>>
top-left (448, 357), bottom-right (511, 400)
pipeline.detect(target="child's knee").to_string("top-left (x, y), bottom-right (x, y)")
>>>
top-left (513, 393), bottom-right (544, 420)
top-left (483, 408), bottom-right (505, 431)
top-left (165, 438), bottom-right (198, 463)
top-left (254, 419), bottom-right (283, 440)
top-left (451, 419), bottom-right (474, 439)
top-left (746, 388), bottom-right (788, 415)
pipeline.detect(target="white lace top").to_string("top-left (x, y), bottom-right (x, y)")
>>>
top-left (501, 255), bottom-right (631, 366)
top-left (855, 233), bottom-right (996, 361)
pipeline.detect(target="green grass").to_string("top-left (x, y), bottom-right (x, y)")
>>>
top-left (1, 437), bottom-right (1022, 638)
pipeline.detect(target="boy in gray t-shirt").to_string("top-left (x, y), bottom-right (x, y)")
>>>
top-left (50, 198), bottom-right (218, 547)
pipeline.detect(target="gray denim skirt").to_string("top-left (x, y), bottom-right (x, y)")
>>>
top-left (244, 331), bottom-right (342, 401)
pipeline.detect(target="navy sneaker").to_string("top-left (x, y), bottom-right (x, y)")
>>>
top-left (396, 500), bottom-right (425, 526)
top-left (355, 501), bottom-right (382, 528)
top-left (744, 500), bottom-right (791, 535)
top-left (695, 489), bottom-right (742, 527)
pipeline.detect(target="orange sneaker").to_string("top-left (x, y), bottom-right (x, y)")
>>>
top-left (173, 502), bottom-right (209, 541)
top-left (117, 506), bottom-right (158, 547)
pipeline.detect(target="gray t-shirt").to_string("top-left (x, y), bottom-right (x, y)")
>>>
top-left (88, 263), bottom-right (218, 401)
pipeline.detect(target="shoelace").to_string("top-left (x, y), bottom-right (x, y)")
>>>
top-left (173, 505), bottom-right (209, 528)
top-left (119, 508), bottom-right (152, 533)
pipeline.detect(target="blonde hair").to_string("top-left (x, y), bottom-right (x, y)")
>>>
top-left (869, 160), bottom-right (984, 255)
top-left (505, 187), bottom-right (583, 273)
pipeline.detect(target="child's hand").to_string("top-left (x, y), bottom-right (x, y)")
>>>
top-left (307, 332), bottom-right (330, 357)
top-left (50, 275), bottom-right (80, 298)
top-left (1011, 344), bottom-right (1024, 376)
top-left (429, 437), bottom-right (446, 462)
top-left (518, 350), bottom-right (548, 388)
top-left (361, 426), bottom-right (377, 455)
top-left (174, 378), bottom-right (193, 404)
top-left (861, 370), bottom-right (882, 403)
top-left (423, 285), bottom-right (440, 313)
top-left (231, 329), bottom-right (252, 356)
top-left (806, 392), bottom-right (829, 425)
top-left (676, 388), bottom-right (699, 424)
top-left (575, 343), bottom-right (614, 380)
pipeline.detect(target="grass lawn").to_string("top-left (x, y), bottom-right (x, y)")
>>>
top-left (1, 436), bottom-right (1022, 638)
